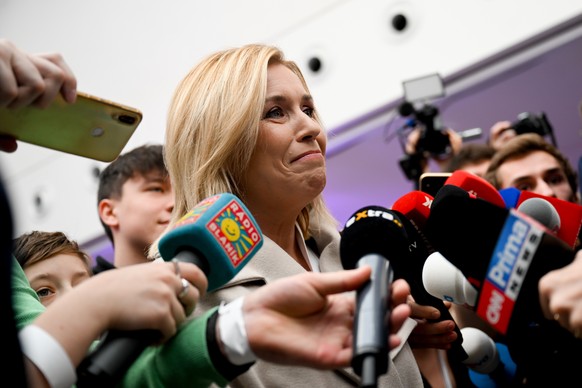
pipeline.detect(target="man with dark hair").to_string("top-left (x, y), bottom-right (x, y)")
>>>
top-left (94, 144), bottom-right (173, 272)
top-left (444, 142), bottom-right (497, 178)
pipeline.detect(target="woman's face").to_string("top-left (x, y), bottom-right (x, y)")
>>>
top-left (245, 63), bottom-right (326, 209)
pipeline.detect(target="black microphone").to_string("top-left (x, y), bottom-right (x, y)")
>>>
top-left (424, 188), bottom-right (580, 384)
top-left (340, 205), bottom-right (398, 388)
top-left (389, 209), bottom-right (469, 363)
top-left (76, 193), bottom-right (263, 387)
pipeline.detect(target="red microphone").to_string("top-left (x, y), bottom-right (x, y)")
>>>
top-left (445, 170), bottom-right (506, 208)
top-left (391, 190), bottom-right (433, 230)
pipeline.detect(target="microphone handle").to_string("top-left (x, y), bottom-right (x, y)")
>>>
top-left (76, 329), bottom-right (159, 388)
top-left (76, 249), bottom-right (208, 387)
top-left (173, 249), bottom-right (209, 276)
top-left (352, 254), bottom-right (392, 383)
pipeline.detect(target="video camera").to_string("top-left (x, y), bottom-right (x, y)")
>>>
top-left (397, 73), bottom-right (451, 183)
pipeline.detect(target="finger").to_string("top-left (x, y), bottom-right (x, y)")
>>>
top-left (179, 262), bottom-right (209, 298)
top-left (408, 298), bottom-right (441, 320)
top-left (26, 55), bottom-right (66, 108)
top-left (37, 52), bottom-right (77, 103)
top-left (391, 278), bottom-right (411, 307)
top-left (310, 266), bottom-right (372, 297)
top-left (409, 332), bottom-right (458, 350)
top-left (388, 303), bottom-right (411, 350)
top-left (2, 49), bottom-right (45, 108)
top-left (538, 273), bottom-right (555, 320)
top-left (0, 135), bottom-right (18, 153)
top-left (413, 319), bottom-right (456, 336)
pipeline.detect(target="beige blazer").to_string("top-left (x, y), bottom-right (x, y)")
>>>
top-left (195, 219), bottom-right (424, 388)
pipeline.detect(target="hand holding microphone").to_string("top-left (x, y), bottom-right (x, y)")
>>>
top-left (76, 193), bottom-right (263, 387)
top-left (391, 191), bottom-right (468, 360)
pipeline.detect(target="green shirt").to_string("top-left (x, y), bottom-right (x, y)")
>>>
top-left (11, 257), bottom-right (228, 387)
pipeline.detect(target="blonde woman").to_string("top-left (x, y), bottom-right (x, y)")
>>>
top-left (155, 44), bottom-right (458, 387)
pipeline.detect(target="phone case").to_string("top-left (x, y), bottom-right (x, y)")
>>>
top-left (0, 91), bottom-right (142, 162)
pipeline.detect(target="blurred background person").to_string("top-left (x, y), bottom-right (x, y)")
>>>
top-left (485, 132), bottom-right (579, 204)
top-left (443, 142), bottom-right (497, 178)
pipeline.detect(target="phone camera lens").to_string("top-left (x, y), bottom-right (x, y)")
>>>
top-left (118, 114), bottom-right (137, 125)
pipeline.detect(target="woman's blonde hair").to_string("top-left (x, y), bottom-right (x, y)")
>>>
top-left (150, 44), bottom-right (336, 258)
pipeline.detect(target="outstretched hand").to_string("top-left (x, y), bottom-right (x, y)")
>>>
top-left (242, 266), bottom-right (412, 369)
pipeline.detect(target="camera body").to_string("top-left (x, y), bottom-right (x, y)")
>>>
top-left (512, 112), bottom-right (552, 137)
top-left (399, 102), bottom-right (452, 158)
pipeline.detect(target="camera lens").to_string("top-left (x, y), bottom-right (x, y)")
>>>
top-left (117, 114), bottom-right (137, 125)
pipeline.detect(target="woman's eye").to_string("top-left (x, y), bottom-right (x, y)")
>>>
top-left (265, 107), bottom-right (283, 119)
top-left (303, 107), bottom-right (314, 117)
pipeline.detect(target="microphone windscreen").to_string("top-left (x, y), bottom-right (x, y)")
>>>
top-left (422, 252), bottom-right (478, 306)
top-left (499, 187), bottom-right (520, 208)
top-left (340, 206), bottom-right (408, 270)
top-left (158, 193), bottom-right (263, 291)
top-left (391, 191), bottom-right (433, 230)
top-left (517, 197), bottom-right (560, 233)
top-left (444, 170), bottom-right (506, 208)
top-left (460, 327), bottom-right (500, 374)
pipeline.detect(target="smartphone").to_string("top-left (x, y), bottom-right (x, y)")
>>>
top-left (0, 91), bottom-right (142, 162)
top-left (419, 172), bottom-right (451, 197)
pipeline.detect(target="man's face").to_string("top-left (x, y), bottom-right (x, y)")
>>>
top-left (496, 150), bottom-right (575, 202)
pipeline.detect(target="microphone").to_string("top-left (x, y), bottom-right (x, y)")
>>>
top-left (422, 252), bottom-right (478, 307)
top-left (340, 205), bottom-right (398, 387)
top-left (391, 190), bottom-right (432, 230)
top-left (517, 197), bottom-right (560, 234)
top-left (390, 193), bottom-right (468, 361)
top-left (444, 170), bottom-right (506, 208)
top-left (424, 190), bottom-right (580, 383)
top-left (461, 327), bottom-right (516, 387)
top-left (426, 190), bottom-right (574, 333)
top-left (76, 193), bottom-right (263, 387)
top-left (499, 187), bottom-right (582, 248)
top-left (422, 253), bottom-right (518, 386)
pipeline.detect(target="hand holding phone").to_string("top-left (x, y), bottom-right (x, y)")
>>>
top-left (0, 91), bottom-right (142, 161)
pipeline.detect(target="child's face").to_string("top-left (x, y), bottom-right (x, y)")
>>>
top-left (24, 253), bottom-right (91, 307)
top-left (114, 172), bottom-right (174, 253)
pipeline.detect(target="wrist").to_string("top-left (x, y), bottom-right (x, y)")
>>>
top-left (217, 297), bottom-right (257, 365)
